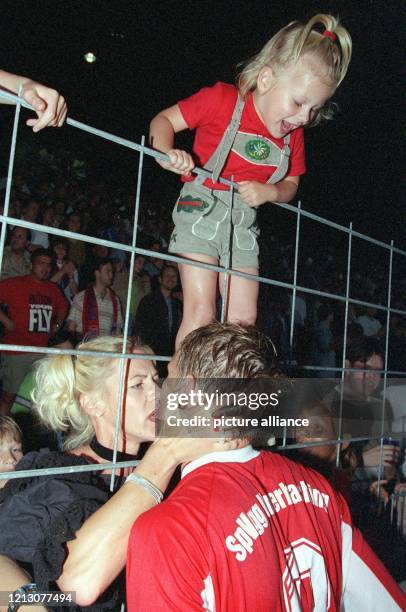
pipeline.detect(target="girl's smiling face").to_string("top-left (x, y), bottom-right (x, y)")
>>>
top-left (253, 57), bottom-right (336, 138)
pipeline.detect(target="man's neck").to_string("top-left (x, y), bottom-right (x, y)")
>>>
top-left (181, 442), bottom-right (257, 478)
top-left (160, 286), bottom-right (171, 298)
top-left (94, 282), bottom-right (108, 297)
top-left (30, 274), bottom-right (43, 283)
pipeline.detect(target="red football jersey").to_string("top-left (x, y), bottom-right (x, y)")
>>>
top-left (127, 447), bottom-right (404, 611)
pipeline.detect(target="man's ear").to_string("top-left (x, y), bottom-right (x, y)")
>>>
top-left (256, 66), bottom-right (274, 93)
top-left (186, 373), bottom-right (196, 389)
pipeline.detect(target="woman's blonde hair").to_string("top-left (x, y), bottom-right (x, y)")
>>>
top-left (32, 336), bottom-right (144, 451)
top-left (237, 14), bottom-right (352, 125)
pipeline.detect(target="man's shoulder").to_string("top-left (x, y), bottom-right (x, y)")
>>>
top-left (73, 288), bottom-right (86, 301)
top-left (0, 274), bottom-right (28, 290)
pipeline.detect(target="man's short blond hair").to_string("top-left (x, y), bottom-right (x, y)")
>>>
top-left (176, 322), bottom-right (278, 379)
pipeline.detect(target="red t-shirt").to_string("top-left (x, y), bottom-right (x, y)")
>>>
top-left (178, 82), bottom-right (306, 190)
top-left (127, 447), bottom-right (404, 611)
top-left (0, 275), bottom-right (68, 352)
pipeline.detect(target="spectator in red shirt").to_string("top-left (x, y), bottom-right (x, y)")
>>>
top-left (0, 248), bottom-right (68, 414)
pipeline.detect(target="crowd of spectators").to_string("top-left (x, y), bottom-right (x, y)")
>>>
top-left (0, 139), bottom-right (404, 605)
top-left (0, 140), bottom-right (404, 379)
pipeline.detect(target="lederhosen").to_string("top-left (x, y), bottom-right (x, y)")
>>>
top-left (170, 95), bottom-right (291, 267)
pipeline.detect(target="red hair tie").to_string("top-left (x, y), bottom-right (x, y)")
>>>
top-left (323, 30), bottom-right (337, 42)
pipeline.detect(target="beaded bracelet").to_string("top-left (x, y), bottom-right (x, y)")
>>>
top-left (125, 473), bottom-right (163, 504)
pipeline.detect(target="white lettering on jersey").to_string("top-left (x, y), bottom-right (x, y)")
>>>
top-left (225, 481), bottom-right (330, 561)
top-left (201, 574), bottom-right (215, 612)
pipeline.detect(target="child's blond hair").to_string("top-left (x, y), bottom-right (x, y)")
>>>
top-left (237, 14), bottom-right (352, 125)
top-left (0, 416), bottom-right (22, 445)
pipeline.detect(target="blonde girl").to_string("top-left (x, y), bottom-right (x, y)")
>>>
top-left (150, 14), bottom-right (352, 348)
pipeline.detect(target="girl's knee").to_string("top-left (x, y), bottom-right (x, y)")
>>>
top-left (184, 299), bottom-right (216, 326)
top-left (228, 308), bottom-right (257, 327)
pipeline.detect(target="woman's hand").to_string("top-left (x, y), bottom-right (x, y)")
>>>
top-left (135, 435), bottom-right (237, 494)
top-left (151, 435), bottom-right (237, 466)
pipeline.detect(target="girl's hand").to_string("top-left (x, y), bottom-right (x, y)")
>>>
top-left (237, 181), bottom-right (276, 207)
top-left (22, 80), bottom-right (67, 131)
top-left (157, 149), bottom-right (194, 177)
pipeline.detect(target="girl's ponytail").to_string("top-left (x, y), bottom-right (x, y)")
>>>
top-left (237, 14), bottom-right (352, 97)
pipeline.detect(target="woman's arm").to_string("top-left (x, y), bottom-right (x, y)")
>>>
top-left (57, 437), bottom-right (223, 606)
top-left (0, 555), bottom-right (46, 612)
top-left (0, 70), bottom-right (67, 131)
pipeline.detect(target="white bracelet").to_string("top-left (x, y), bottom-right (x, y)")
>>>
top-left (125, 473), bottom-right (163, 504)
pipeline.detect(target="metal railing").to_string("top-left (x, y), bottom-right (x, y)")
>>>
top-left (0, 90), bottom-right (404, 503)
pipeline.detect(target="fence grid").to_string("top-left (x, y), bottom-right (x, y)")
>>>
top-left (0, 90), bottom-right (404, 489)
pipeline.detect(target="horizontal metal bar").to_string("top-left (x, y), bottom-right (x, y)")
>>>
top-left (0, 459), bottom-right (139, 480)
top-left (301, 364), bottom-right (406, 375)
top-left (1, 89), bottom-right (404, 257)
top-left (0, 343), bottom-right (171, 362)
top-left (3, 214), bottom-right (405, 317)
top-left (274, 436), bottom-right (374, 451)
top-left (0, 90), bottom-right (235, 189)
top-left (0, 215), bottom-right (135, 252)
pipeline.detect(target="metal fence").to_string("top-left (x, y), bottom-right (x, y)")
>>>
top-left (0, 90), bottom-right (405, 508)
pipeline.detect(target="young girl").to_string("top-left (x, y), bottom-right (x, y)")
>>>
top-left (50, 237), bottom-right (79, 303)
top-left (150, 14), bottom-right (352, 347)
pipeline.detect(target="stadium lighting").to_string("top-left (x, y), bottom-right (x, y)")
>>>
top-left (84, 52), bottom-right (97, 63)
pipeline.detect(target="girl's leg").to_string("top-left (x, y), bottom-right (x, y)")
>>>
top-left (219, 267), bottom-right (259, 326)
top-left (176, 253), bottom-right (218, 349)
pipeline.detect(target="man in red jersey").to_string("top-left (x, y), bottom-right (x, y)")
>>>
top-left (127, 322), bottom-right (404, 611)
top-left (0, 248), bottom-right (68, 414)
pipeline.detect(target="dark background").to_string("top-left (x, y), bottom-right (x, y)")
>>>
top-left (1, 0), bottom-right (404, 248)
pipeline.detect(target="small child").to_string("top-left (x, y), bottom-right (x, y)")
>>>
top-left (0, 416), bottom-right (23, 488)
top-left (150, 14), bottom-right (352, 347)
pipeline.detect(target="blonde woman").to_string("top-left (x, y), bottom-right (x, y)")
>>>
top-left (150, 14), bottom-right (352, 347)
top-left (0, 336), bottom-right (228, 611)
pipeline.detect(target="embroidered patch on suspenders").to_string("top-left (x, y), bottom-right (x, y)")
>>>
top-left (244, 139), bottom-right (271, 161)
top-left (177, 196), bottom-right (210, 213)
top-left (232, 132), bottom-right (284, 167)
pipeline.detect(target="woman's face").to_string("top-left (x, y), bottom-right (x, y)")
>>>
top-left (100, 354), bottom-right (159, 451)
top-left (54, 243), bottom-right (67, 260)
top-left (296, 414), bottom-right (337, 463)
